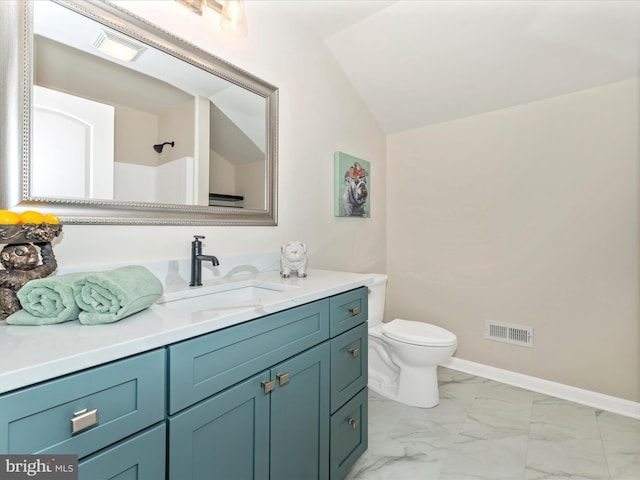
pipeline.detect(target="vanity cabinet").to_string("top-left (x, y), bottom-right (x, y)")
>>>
top-left (167, 300), bottom-right (330, 415)
top-left (0, 348), bottom-right (166, 479)
top-left (167, 299), bottom-right (331, 479)
top-left (167, 286), bottom-right (368, 480)
top-left (329, 292), bottom-right (369, 479)
top-left (169, 343), bottom-right (330, 479)
top-left (0, 285), bottom-right (369, 480)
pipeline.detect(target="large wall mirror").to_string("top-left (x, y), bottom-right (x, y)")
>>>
top-left (1, 0), bottom-right (278, 225)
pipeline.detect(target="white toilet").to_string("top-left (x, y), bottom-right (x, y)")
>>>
top-left (368, 273), bottom-right (457, 408)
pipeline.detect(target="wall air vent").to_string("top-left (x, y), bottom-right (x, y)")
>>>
top-left (485, 320), bottom-right (533, 347)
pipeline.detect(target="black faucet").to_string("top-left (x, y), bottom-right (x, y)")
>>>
top-left (190, 235), bottom-right (219, 287)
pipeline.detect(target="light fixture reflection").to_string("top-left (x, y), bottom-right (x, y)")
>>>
top-left (176, 0), bottom-right (248, 37)
top-left (220, 0), bottom-right (248, 37)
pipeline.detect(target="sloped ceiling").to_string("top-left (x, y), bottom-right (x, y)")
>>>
top-left (271, 0), bottom-right (640, 134)
top-left (210, 103), bottom-right (264, 165)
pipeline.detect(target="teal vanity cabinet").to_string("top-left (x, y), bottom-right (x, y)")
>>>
top-left (0, 349), bottom-right (166, 479)
top-left (0, 285), bottom-right (369, 480)
top-left (167, 300), bottom-right (331, 479)
top-left (167, 286), bottom-right (369, 480)
top-left (78, 423), bottom-right (166, 479)
top-left (169, 343), bottom-right (330, 479)
top-left (329, 289), bottom-right (369, 479)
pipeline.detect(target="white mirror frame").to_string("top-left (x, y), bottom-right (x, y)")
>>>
top-left (0, 0), bottom-right (278, 225)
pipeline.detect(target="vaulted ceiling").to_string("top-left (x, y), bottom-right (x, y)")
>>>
top-left (271, 0), bottom-right (640, 133)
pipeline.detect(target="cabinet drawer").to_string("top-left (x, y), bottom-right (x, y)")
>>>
top-left (0, 349), bottom-right (165, 458)
top-left (330, 322), bottom-right (368, 413)
top-left (329, 287), bottom-right (368, 337)
top-left (330, 388), bottom-right (368, 480)
top-left (79, 423), bottom-right (166, 480)
top-left (168, 299), bottom-right (329, 414)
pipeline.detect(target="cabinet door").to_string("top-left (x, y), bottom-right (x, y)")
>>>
top-left (78, 423), bottom-right (165, 480)
top-left (168, 372), bottom-right (270, 480)
top-left (270, 343), bottom-right (330, 480)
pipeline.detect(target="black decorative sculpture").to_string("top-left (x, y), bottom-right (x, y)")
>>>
top-left (0, 224), bottom-right (61, 321)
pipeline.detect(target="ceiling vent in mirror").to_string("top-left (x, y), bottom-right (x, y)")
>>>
top-left (93, 29), bottom-right (147, 62)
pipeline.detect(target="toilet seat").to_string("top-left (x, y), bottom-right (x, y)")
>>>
top-left (382, 319), bottom-right (457, 347)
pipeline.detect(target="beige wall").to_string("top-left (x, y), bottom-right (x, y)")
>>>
top-left (208, 152), bottom-right (265, 210)
top-left (158, 100), bottom-right (194, 164)
top-left (114, 101), bottom-right (193, 168)
top-left (236, 161), bottom-right (265, 210)
top-left (114, 105), bottom-right (157, 166)
top-left (209, 152), bottom-right (236, 197)
top-left (387, 77), bottom-right (640, 402)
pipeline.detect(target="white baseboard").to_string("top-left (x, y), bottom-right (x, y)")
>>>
top-left (442, 357), bottom-right (640, 420)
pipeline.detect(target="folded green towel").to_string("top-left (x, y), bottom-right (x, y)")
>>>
top-left (6, 272), bottom-right (86, 326)
top-left (72, 266), bottom-right (163, 325)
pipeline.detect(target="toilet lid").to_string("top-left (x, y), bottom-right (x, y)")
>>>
top-left (382, 319), bottom-right (457, 347)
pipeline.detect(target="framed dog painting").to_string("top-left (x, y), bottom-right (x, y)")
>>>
top-left (334, 151), bottom-right (370, 218)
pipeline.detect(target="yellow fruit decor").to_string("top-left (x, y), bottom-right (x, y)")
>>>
top-left (0, 210), bottom-right (21, 225)
top-left (43, 213), bottom-right (60, 225)
top-left (19, 210), bottom-right (44, 225)
top-left (0, 210), bottom-right (62, 244)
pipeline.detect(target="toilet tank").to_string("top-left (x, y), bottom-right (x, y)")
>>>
top-left (367, 273), bottom-right (388, 327)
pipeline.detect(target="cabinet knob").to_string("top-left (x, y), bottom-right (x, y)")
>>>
top-left (348, 417), bottom-right (359, 429)
top-left (348, 347), bottom-right (360, 358)
top-left (261, 379), bottom-right (275, 394)
top-left (70, 408), bottom-right (99, 434)
top-left (349, 306), bottom-right (360, 316)
top-left (276, 372), bottom-right (290, 386)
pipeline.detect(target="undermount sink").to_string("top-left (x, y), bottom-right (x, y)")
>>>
top-left (159, 280), bottom-right (299, 313)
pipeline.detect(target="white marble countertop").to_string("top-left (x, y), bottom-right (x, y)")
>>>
top-left (0, 269), bottom-right (373, 394)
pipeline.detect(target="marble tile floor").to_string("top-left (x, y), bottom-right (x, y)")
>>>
top-left (346, 367), bottom-right (640, 480)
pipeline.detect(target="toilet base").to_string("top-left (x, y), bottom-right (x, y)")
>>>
top-left (367, 324), bottom-right (456, 409)
top-left (397, 364), bottom-right (440, 408)
top-left (368, 363), bottom-right (441, 409)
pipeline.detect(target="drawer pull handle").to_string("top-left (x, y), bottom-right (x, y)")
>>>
top-left (348, 348), bottom-right (360, 358)
top-left (70, 408), bottom-right (99, 434)
top-left (261, 379), bottom-right (275, 394)
top-left (349, 306), bottom-right (360, 316)
top-left (276, 372), bottom-right (290, 386)
top-left (348, 417), bottom-right (359, 429)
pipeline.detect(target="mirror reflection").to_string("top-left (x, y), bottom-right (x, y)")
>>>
top-left (32, 0), bottom-right (268, 211)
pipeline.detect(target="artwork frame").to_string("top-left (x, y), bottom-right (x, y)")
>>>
top-left (334, 151), bottom-right (370, 218)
